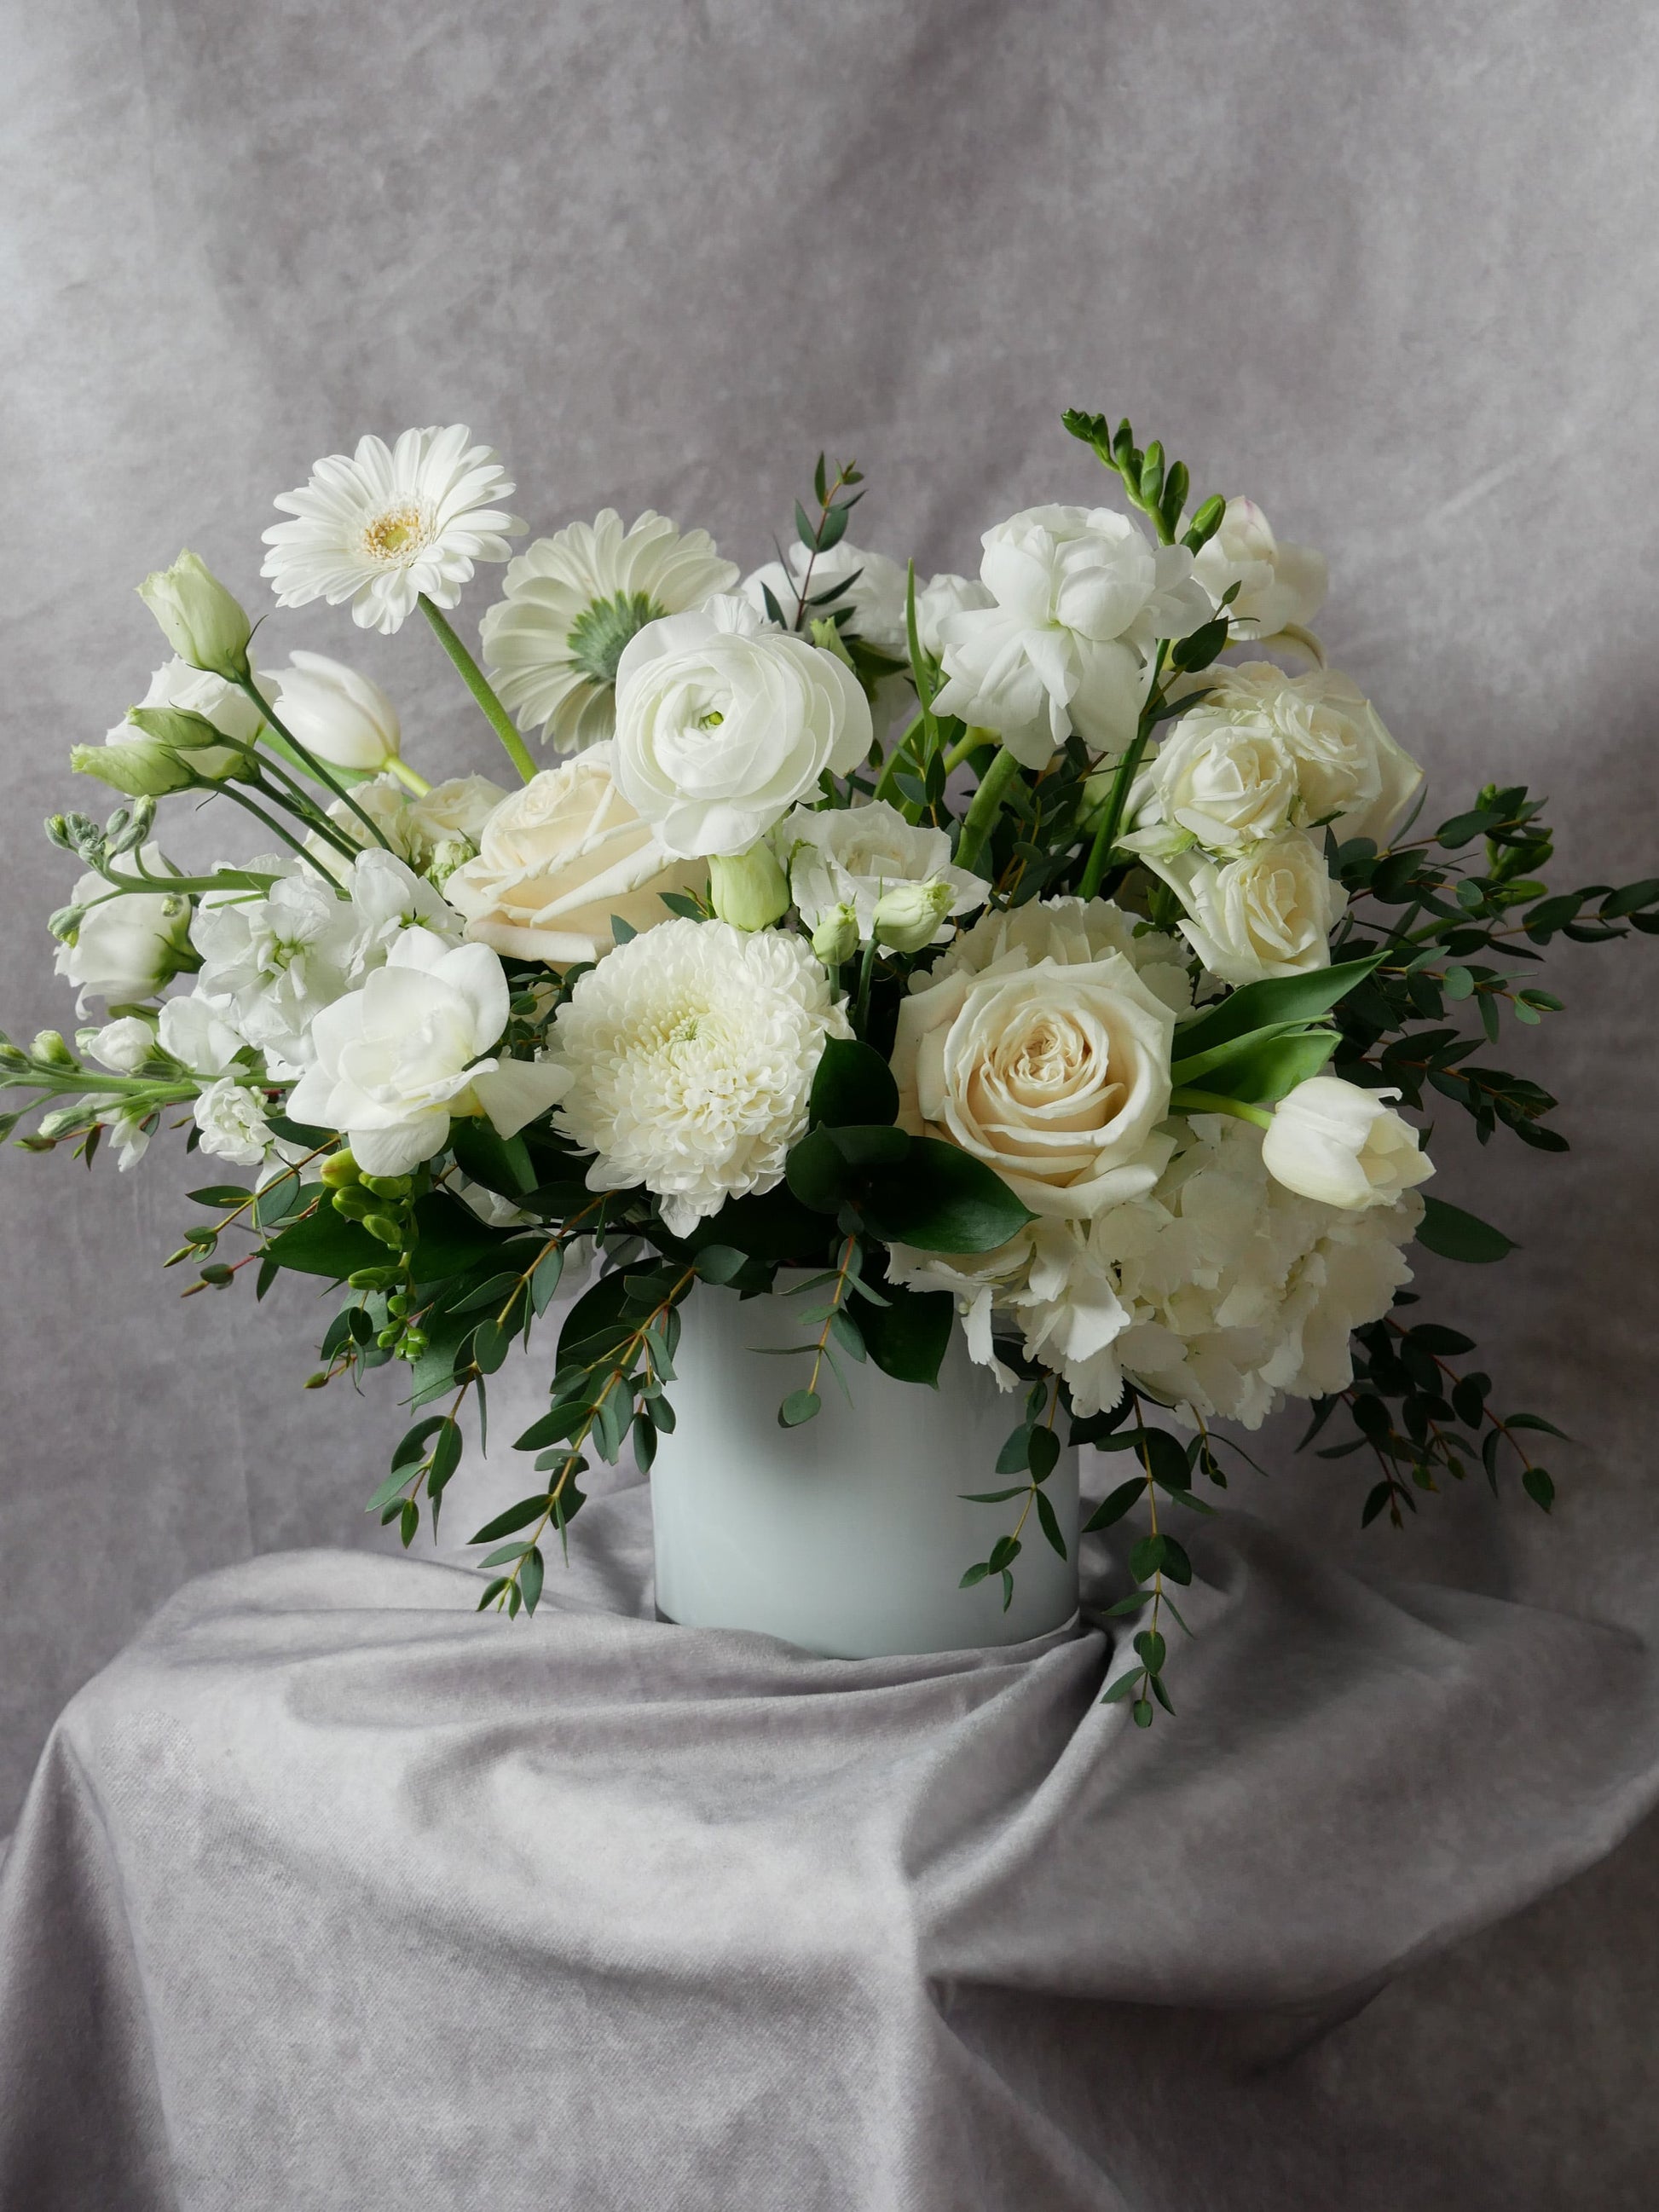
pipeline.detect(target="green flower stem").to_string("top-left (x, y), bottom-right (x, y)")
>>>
top-left (238, 759), bottom-right (363, 863)
top-left (419, 595), bottom-right (537, 785)
top-left (232, 673), bottom-right (395, 851)
top-left (384, 756), bottom-right (432, 795)
top-left (871, 711), bottom-right (926, 805)
top-left (954, 743), bottom-right (1023, 875)
top-left (853, 938), bottom-right (879, 1037)
top-left (1168, 1087), bottom-right (1274, 1129)
top-left (84, 865), bottom-right (280, 901)
top-left (942, 725), bottom-right (997, 777)
top-left (218, 784), bottom-right (349, 889)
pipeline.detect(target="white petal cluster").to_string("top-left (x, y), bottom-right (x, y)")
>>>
top-left (54, 846), bottom-right (194, 1007)
top-left (311, 773), bottom-right (512, 877)
top-left (106, 656), bottom-right (265, 781)
top-left (778, 799), bottom-right (988, 951)
top-left (740, 541), bottom-right (910, 653)
top-left (1144, 829), bottom-right (1348, 987)
top-left (483, 510), bottom-right (739, 754)
top-left (267, 651), bottom-right (401, 773)
top-left (931, 505), bottom-right (1212, 768)
top-left (549, 918), bottom-right (852, 1236)
top-left (612, 598), bottom-right (872, 858)
top-left (913, 571), bottom-right (993, 659)
top-left (1189, 498), bottom-right (1327, 642)
top-left (261, 426), bottom-right (523, 635)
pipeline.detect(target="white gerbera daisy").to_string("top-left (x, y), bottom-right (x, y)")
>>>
top-left (480, 510), bottom-right (738, 754)
top-left (261, 426), bottom-right (523, 636)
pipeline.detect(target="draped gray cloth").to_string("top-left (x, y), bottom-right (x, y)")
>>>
top-left (4, 1484), bottom-right (1656, 2211)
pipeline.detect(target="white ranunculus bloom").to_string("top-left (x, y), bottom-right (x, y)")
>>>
top-left (1146, 829), bottom-right (1346, 986)
top-left (157, 993), bottom-right (244, 1077)
top-left (740, 541), bottom-right (910, 653)
top-left (892, 939), bottom-right (1178, 1221)
top-left (483, 510), bottom-right (739, 754)
top-left (193, 1077), bottom-right (276, 1166)
top-left (1122, 708), bottom-right (1300, 856)
top-left (549, 918), bottom-right (852, 1235)
top-left (779, 799), bottom-right (989, 949)
top-left (84, 1015), bottom-right (158, 1072)
top-left (1190, 498), bottom-right (1327, 641)
top-left (1184, 661), bottom-right (1423, 848)
top-left (266, 650), bottom-right (401, 772)
top-left (55, 848), bottom-right (194, 1007)
top-left (286, 929), bottom-right (568, 1176)
top-left (612, 597), bottom-right (873, 858)
top-left (913, 571), bottom-right (994, 660)
top-left (1262, 1077), bottom-right (1435, 1210)
top-left (444, 745), bottom-right (706, 967)
top-left (261, 426), bottom-right (523, 636)
top-left (931, 505), bottom-right (1212, 769)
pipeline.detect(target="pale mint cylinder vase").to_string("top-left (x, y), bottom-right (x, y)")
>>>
top-left (650, 1279), bottom-right (1081, 1659)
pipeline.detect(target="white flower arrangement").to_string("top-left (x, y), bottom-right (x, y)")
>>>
top-left (6, 405), bottom-right (1653, 1722)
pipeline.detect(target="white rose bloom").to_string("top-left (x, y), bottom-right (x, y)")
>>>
top-left (1122, 708), bottom-right (1300, 856)
top-left (549, 918), bottom-right (852, 1236)
top-left (194, 1077), bottom-right (276, 1167)
top-left (892, 942), bottom-right (1177, 1221)
top-left (779, 799), bottom-right (989, 949)
top-left (1190, 498), bottom-right (1327, 640)
top-left (84, 1015), bottom-right (157, 1072)
top-left (266, 650), bottom-right (401, 772)
top-left (1146, 829), bottom-right (1347, 987)
top-left (928, 894), bottom-right (1194, 1019)
top-left (286, 928), bottom-right (568, 1176)
top-left (1188, 662), bottom-right (1423, 847)
top-left (913, 571), bottom-right (994, 660)
top-left (1262, 1077), bottom-right (1435, 1210)
top-left (740, 541), bottom-right (910, 653)
top-left (931, 505), bottom-right (1212, 769)
top-left (55, 848), bottom-right (193, 1007)
top-left (483, 510), bottom-right (739, 754)
top-left (157, 993), bottom-right (244, 1077)
top-left (445, 745), bottom-right (706, 967)
top-left (612, 597), bottom-right (873, 858)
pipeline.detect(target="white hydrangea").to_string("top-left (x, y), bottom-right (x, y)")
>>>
top-left (549, 918), bottom-right (852, 1235)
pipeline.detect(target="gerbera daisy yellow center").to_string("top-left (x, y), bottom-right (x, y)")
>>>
top-left (362, 504), bottom-right (430, 564)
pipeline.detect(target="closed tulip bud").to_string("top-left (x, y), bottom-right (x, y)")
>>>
top-left (811, 902), bottom-right (861, 967)
top-left (138, 550), bottom-right (252, 682)
top-left (708, 842), bottom-right (791, 932)
top-left (871, 876), bottom-right (955, 955)
top-left (267, 651), bottom-right (402, 773)
top-left (1261, 1077), bottom-right (1435, 1211)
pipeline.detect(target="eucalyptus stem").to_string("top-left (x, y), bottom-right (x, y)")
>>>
top-left (232, 673), bottom-right (395, 851)
top-left (419, 595), bottom-right (537, 784)
top-left (955, 743), bottom-right (1023, 875)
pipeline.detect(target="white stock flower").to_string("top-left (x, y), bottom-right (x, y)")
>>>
top-left (1146, 829), bottom-right (1346, 987)
top-left (261, 426), bottom-right (523, 635)
top-left (286, 929), bottom-right (568, 1175)
top-left (267, 650), bottom-right (401, 772)
top-left (158, 993), bottom-right (244, 1077)
top-left (84, 1015), bottom-right (157, 1072)
top-left (482, 510), bottom-right (738, 754)
top-left (779, 799), bottom-right (989, 950)
top-left (741, 541), bottom-right (910, 653)
top-left (1190, 498), bottom-right (1327, 640)
top-left (931, 505), bottom-right (1211, 768)
top-left (913, 571), bottom-right (993, 659)
top-left (55, 849), bottom-right (193, 1006)
top-left (612, 598), bottom-right (873, 858)
top-left (549, 918), bottom-right (851, 1235)
top-left (1185, 662), bottom-right (1423, 848)
top-left (194, 1077), bottom-right (275, 1166)
top-left (444, 746), bottom-right (705, 967)
top-left (341, 847), bottom-right (465, 979)
top-left (1262, 1077), bottom-right (1435, 1210)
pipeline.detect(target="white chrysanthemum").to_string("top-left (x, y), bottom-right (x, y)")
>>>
top-left (261, 426), bottom-right (523, 635)
top-left (481, 511), bottom-right (738, 754)
top-left (550, 918), bottom-right (852, 1234)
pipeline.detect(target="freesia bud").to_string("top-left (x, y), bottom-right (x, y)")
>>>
top-left (811, 902), bottom-right (860, 967)
top-left (708, 842), bottom-right (790, 932)
top-left (32, 1029), bottom-right (77, 1068)
top-left (872, 876), bottom-right (955, 955)
top-left (1261, 1076), bottom-right (1435, 1210)
top-left (268, 651), bottom-right (402, 772)
top-left (138, 551), bottom-right (252, 682)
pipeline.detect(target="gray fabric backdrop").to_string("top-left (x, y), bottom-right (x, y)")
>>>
top-left (2, 0), bottom-right (1656, 2109)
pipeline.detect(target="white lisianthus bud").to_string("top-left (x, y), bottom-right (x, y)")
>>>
top-left (1261, 1077), bottom-right (1435, 1210)
top-left (137, 551), bottom-right (252, 682)
top-left (708, 842), bottom-right (790, 932)
top-left (85, 1016), bottom-right (157, 1072)
top-left (268, 651), bottom-right (402, 772)
top-left (872, 877), bottom-right (957, 954)
top-left (811, 903), bottom-right (860, 967)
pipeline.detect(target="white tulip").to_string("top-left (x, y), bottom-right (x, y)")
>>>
top-left (54, 848), bottom-right (193, 1006)
top-left (268, 650), bottom-right (402, 772)
top-left (613, 597), bottom-right (872, 858)
top-left (1147, 829), bottom-right (1347, 986)
top-left (1190, 498), bottom-right (1327, 640)
top-left (1262, 1077), bottom-right (1435, 1210)
top-left (286, 927), bottom-right (569, 1175)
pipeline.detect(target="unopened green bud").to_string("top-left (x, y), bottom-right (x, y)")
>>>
top-left (872, 877), bottom-right (955, 955)
top-left (810, 902), bottom-right (861, 967)
top-left (48, 905), bottom-right (84, 944)
top-left (32, 1030), bottom-right (76, 1069)
top-left (425, 835), bottom-right (475, 892)
top-left (808, 617), bottom-right (856, 670)
top-left (107, 796), bottom-right (157, 855)
top-left (361, 1212), bottom-right (404, 1248)
top-left (331, 1187), bottom-right (372, 1221)
top-left (137, 550), bottom-right (251, 682)
top-left (360, 1172), bottom-right (412, 1201)
top-left (44, 815), bottom-right (74, 851)
top-left (708, 843), bottom-right (790, 932)
top-left (124, 706), bottom-right (244, 783)
top-left (70, 741), bottom-right (197, 800)
top-left (318, 1150), bottom-right (361, 1188)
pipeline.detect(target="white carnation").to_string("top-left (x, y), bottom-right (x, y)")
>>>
top-left (549, 918), bottom-right (852, 1235)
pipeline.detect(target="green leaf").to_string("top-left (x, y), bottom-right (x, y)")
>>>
top-left (529, 1245), bottom-right (564, 1316)
top-left (960, 1561), bottom-right (992, 1588)
top-left (692, 1243), bottom-right (748, 1285)
top-left (1034, 1487), bottom-right (1068, 1560)
top-left (860, 1137), bottom-right (1035, 1254)
top-left (1083, 1476), bottom-right (1146, 1533)
top-left (811, 1037), bottom-right (899, 1129)
top-left (263, 1210), bottom-right (385, 1281)
top-left (779, 1389), bottom-right (821, 1428)
top-left (1129, 1533), bottom-right (1166, 1583)
top-left (1133, 1628), bottom-right (1167, 1674)
top-left (188, 1184), bottom-right (252, 1207)
top-left (1171, 953), bottom-right (1385, 1068)
top-left (961, 1486), bottom-right (1030, 1504)
top-left (1159, 1536), bottom-right (1194, 1586)
top-left (519, 1546), bottom-right (545, 1613)
top-left (1505, 1412), bottom-right (1569, 1440)
top-left (1522, 1465), bottom-right (1556, 1511)
top-left (1408, 1323), bottom-right (1477, 1354)
top-left (472, 1319), bottom-right (511, 1374)
top-left (410, 1192), bottom-right (527, 1282)
top-left (687, 1184), bottom-right (824, 1264)
top-left (853, 1279), bottom-right (953, 1385)
top-left (1028, 1426), bottom-right (1061, 1483)
top-left (448, 1118), bottom-right (537, 1198)
top-left (995, 1425), bottom-right (1032, 1476)
top-left (1174, 1025), bottom-right (1338, 1105)
top-left (390, 1416), bottom-right (448, 1472)
top-left (470, 1494), bottom-right (552, 1545)
top-left (478, 1541), bottom-right (531, 1568)
top-left (826, 1124), bottom-right (911, 1169)
top-left (785, 1124), bottom-right (856, 1215)
top-left (429, 1419), bottom-right (463, 1487)
top-left (366, 1465), bottom-right (415, 1515)
top-left (1417, 1193), bottom-right (1517, 1263)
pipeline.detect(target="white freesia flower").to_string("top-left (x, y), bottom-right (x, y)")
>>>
top-left (286, 928), bottom-right (568, 1176)
top-left (84, 1015), bottom-right (157, 1072)
top-left (931, 505), bottom-right (1211, 768)
top-left (612, 598), bottom-right (873, 858)
top-left (779, 800), bottom-right (989, 950)
top-left (741, 542), bottom-right (910, 653)
top-left (444, 746), bottom-right (705, 967)
top-left (267, 650), bottom-right (401, 773)
top-left (914, 571), bottom-right (993, 659)
top-left (1262, 1077), bottom-right (1435, 1210)
top-left (482, 510), bottom-right (738, 753)
top-left (261, 426), bottom-right (523, 635)
top-left (549, 918), bottom-right (851, 1235)
top-left (194, 1078), bottom-right (276, 1167)
top-left (1145, 829), bottom-right (1347, 987)
top-left (107, 1109), bottom-right (154, 1172)
top-left (157, 994), bottom-right (244, 1077)
top-left (1190, 498), bottom-right (1327, 641)
top-left (55, 848), bottom-right (193, 1006)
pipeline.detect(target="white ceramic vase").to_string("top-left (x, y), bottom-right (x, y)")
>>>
top-left (650, 1279), bottom-right (1080, 1659)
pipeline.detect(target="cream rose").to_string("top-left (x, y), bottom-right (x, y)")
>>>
top-left (1193, 662), bottom-right (1423, 847)
top-left (1123, 708), bottom-right (1301, 856)
top-left (444, 745), bottom-right (705, 967)
top-left (1148, 829), bottom-right (1347, 986)
top-left (1189, 498), bottom-right (1327, 640)
top-left (892, 945), bottom-right (1177, 1219)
